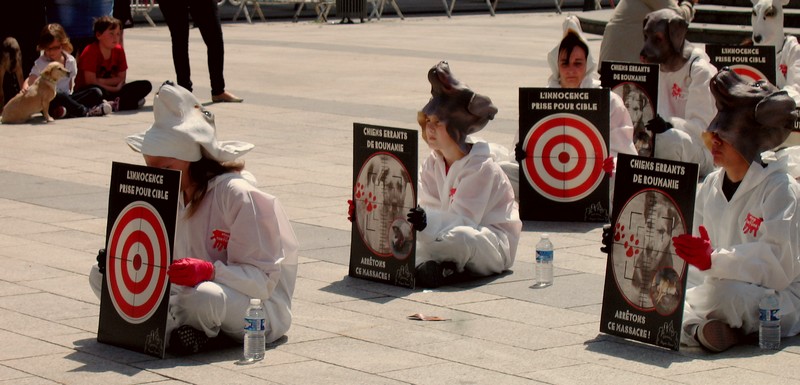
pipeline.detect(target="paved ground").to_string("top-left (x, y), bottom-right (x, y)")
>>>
top-left (1, 10), bottom-right (799, 385)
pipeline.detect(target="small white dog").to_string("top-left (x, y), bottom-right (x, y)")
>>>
top-left (752, 0), bottom-right (800, 146)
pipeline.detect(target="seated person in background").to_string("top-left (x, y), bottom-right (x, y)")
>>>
top-left (409, 61), bottom-right (521, 288)
top-left (75, 16), bottom-right (151, 111)
top-left (674, 68), bottom-right (800, 353)
top-left (89, 82), bottom-right (298, 355)
top-left (501, 15), bottom-right (637, 203)
top-left (640, 8), bottom-right (718, 177)
top-left (23, 24), bottom-right (110, 119)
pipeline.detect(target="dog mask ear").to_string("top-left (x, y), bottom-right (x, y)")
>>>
top-left (754, 90), bottom-right (798, 131)
top-left (467, 92), bottom-right (498, 122)
top-left (667, 16), bottom-right (688, 54)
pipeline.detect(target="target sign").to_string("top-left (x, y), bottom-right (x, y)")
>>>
top-left (730, 65), bottom-right (768, 85)
top-left (522, 113), bottom-right (608, 202)
top-left (106, 201), bottom-right (170, 324)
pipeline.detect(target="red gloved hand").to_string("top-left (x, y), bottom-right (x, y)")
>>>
top-left (168, 258), bottom-right (214, 287)
top-left (602, 156), bottom-right (615, 177)
top-left (672, 225), bottom-right (713, 271)
top-left (347, 199), bottom-right (355, 223)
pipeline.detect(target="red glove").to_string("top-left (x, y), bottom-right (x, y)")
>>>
top-left (168, 258), bottom-right (214, 287)
top-left (602, 156), bottom-right (615, 177)
top-left (672, 225), bottom-right (713, 271)
top-left (347, 199), bottom-right (355, 222)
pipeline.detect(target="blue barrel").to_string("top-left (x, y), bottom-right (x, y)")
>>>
top-left (46, 0), bottom-right (113, 39)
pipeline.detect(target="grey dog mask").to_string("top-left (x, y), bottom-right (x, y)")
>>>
top-left (707, 68), bottom-right (797, 163)
top-left (418, 61), bottom-right (498, 153)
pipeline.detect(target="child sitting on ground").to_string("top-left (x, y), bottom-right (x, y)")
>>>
top-left (22, 24), bottom-right (111, 118)
top-left (75, 16), bottom-right (151, 111)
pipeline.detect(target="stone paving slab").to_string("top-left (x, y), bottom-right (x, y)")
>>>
top-left (0, 9), bottom-right (796, 385)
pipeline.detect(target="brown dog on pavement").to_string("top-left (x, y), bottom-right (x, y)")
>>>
top-left (640, 9), bottom-right (693, 72)
top-left (0, 37), bottom-right (24, 114)
top-left (1, 61), bottom-right (69, 124)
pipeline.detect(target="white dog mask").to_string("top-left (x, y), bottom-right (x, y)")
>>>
top-left (752, 0), bottom-right (789, 48)
top-left (126, 81), bottom-right (254, 162)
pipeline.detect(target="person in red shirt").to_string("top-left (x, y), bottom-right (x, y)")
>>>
top-left (75, 16), bottom-right (151, 111)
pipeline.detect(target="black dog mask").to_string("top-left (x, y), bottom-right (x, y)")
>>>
top-left (706, 68), bottom-right (797, 163)
top-left (418, 61), bottom-right (497, 152)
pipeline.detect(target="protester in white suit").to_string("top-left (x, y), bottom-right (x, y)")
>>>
top-left (408, 61), bottom-right (521, 288)
top-left (674, 69), bottom-right (800, 353)
top-left (501, 16), bottom-right (637, 205)
top-left (89, 82), bottom-right (298, 355)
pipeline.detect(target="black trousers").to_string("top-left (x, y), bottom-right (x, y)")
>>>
top-left (76, 80), bottom-right (152, 111)
top-left (159, 0), bottom-right (226, 96)
top-left (51, 87), bottom-right (104, 118)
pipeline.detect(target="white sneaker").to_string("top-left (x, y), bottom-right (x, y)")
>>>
top-left (86, 101), bottom-right (112, 117)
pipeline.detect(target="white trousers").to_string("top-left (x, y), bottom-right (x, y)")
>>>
top-left (416, 225), bottom-right (508, 276)
top-left (89, 264), bottom-right (251, 342)
top-left (680, 278), bottom-right (800, 346)
top-left (654, 129), bottom-right (715, 178)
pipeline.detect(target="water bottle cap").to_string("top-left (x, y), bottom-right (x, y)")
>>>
top-left (541, 233), bottom-right (549, 239)
top-left (250, 298), bottom-right (261, 305)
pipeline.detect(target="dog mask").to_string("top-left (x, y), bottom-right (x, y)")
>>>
top-left (706, 68), bottom-right (797, 163)
top-left (640, 9), bottom-right (691, 69)
top-left (418, 61), bottom-right (498, 153)
top-left (752, 0), bottom-right (789, 47)
top-left (126, 81), bottom-right (253, 162)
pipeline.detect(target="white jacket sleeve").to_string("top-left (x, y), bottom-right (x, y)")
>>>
top-left (609, 92), bottom-right (638, 157)
top-left (781, 37), bottom-right (800, 105)
top-left (211, 180), bottom-right (299, 301)
top-left (669, 59), bottom-right (717, 140)
top-left (704, 176), bottom-right (800, 291)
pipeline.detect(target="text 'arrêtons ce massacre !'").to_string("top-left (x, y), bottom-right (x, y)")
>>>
top-left (532, 91), bottom-right (598, 111)
top-left (363, 126), bottom-right (407, 152)
top-left (118, 170), bottom-right (170, 200)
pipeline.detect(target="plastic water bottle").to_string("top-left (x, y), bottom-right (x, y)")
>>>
top-left (533, 233), bottom-right (553, 288)
top-left (243, 298), bottom-right (266, 361)
top-left (759, 290), bottom-right (781, 350)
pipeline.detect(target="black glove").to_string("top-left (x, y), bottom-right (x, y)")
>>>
top-left (407, 206), bottom-right (427, 232)
top-left (97, 248), bottom-right (106, 274)
top-left (600, 224), bottom-right (613, 254)
top-left (514, 142), bottom-right (527, 162)
top-left (645, 115), bottom-right (672, 134)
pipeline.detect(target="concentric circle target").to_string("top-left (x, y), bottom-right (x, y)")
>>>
top-left (106, 201), bottom-right (170, 324)
top-left (522, 113), bottom-right (608, 202)
top-left (730, 64), bottom-right (767, 84)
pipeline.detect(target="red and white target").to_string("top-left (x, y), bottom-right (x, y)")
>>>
top-left (731, 65), bottom-right (767, 85)
top-left (522, 113), bottom-right (608, 202)
top-left (106, 201), bottom-right (170, 324)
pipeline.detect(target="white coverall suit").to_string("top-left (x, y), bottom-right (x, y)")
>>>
top-left (90, 172), bottom-right (299, 343)
top-left (416, 139), bottom-right (522, 276)
top-left (681, 156), bottom-right (800, 345)
top-left (653, 49), bottom-right (718, 177)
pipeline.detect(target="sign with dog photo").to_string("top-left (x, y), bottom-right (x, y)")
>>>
top-left (600, 61), bottom-right (659, 158)
top-left (97, 162), bottom-right (180, 358)
top-left (706, 45), bottom-right (776, 86)
top-left (599, 153), bottom-right (697, 351)
top-left (350, 123), bottom-right (418, 288)
top-left (518, 87), bottom-right (610, 222)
